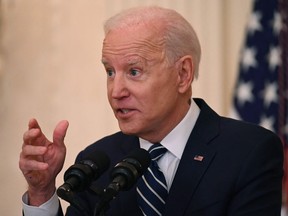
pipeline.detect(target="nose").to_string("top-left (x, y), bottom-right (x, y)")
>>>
top-left (109, 73), bottom-right (129, 99)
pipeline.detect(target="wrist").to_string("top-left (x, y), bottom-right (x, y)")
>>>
top-left (27, 184), bottom-right (56, 206)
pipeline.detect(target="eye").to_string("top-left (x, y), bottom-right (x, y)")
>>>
top-left (106, 68), bottom-right (115, 77)
top-left (129, 68), bottom-right (140, 77)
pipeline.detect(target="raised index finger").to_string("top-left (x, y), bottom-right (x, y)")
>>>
top-left (23, 118), bottom-right (48, 147)
top-left (28, 118), bottom-right (42, 130)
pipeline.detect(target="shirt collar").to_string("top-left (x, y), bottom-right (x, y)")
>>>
top-left (140, 99), bottom-right (200, 159)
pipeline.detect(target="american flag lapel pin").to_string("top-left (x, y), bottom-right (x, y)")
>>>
top-left (194, 155), bottom-right (204, 162)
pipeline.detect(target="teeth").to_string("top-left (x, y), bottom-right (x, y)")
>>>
top-left (121, 109), bottom-right (129, 114)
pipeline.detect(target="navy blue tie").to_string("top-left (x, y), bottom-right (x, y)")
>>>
top-left (137, 144), bottom-right (168, 216)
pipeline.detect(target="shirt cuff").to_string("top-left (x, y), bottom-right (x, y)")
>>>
top-left (22, 191), bottom-right (60, 216)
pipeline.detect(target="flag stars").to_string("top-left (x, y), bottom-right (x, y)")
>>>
top-left (233, 2), bottom-right (286, 144)
top-left (236, 81), bottom-right (254, 106)
top-left (267, 46), bottom-right (281, 71)
top-left (262, 82), bottom-right (278, 107)
top-left (272, 12), bottom-right (282, 35)
top-left (247, 11), bottom-right (263, 34)
top-left (259, 115), bottom-right (275, 132)
top-left (241, 47), bottom-right (258, 71)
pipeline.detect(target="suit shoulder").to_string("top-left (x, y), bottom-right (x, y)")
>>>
top-left (220, 116), bottom-right (282, 148)
top-left (85, 131), bottom-right (134, 150)
top-left (221, 116), bottom-right (277, 134)
top-left (75, 131), bottom-right (138, 161)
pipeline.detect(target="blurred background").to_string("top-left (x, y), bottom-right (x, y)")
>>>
top-left (1, 0), bottom-right (286, 215)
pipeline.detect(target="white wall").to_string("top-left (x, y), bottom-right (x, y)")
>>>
top-left (0, 0), bottom-right (252, 214)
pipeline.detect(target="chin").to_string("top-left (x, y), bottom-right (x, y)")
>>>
top-left (120, 128), bottom-right (138, 136)
top-left (119, 124), bottom-right (140, 136)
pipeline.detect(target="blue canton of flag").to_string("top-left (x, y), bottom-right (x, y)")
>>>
top-left (232, 0), bottom-right (287, 144)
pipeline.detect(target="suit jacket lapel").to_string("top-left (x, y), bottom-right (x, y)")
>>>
top-left (164, 98), bottom-right (220, 216)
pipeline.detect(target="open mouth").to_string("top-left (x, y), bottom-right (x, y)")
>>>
top-left (119, 109), bottom-right (130, 114)
top-left (116, 108), bottom-right (136, 118)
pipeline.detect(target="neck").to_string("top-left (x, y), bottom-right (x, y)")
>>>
top-left (141, 100), bottom-right (191, 143)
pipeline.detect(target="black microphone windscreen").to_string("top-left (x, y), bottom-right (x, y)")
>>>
top-left (80, 149), bottom-right (110, 176)
top-left (60, 149), bottom-right (110, 193)
top-left (123, 148), bottom-right (151, 175)
top-left (109, 148), bottom-right (151, 191)
top-left (95, 148), bottom-right (150, 212)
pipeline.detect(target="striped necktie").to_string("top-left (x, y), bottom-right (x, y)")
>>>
top-left (137, 143), bottom-right (168, 216)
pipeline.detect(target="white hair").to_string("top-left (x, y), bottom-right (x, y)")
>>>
top-left (103, 6), bottom-right (201, 78)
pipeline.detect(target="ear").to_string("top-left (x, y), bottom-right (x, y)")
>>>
top-left (177, 55), bottom-right (194, 93)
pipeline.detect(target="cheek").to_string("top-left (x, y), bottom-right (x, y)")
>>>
top-left (139, 86), bottom-right (168, 116)
top-left (152, 82), bottom-right (179, 114)
top-left (141, 73), bottom-right (178, 105)
top-left (106, 85), bottom-right (113, 103)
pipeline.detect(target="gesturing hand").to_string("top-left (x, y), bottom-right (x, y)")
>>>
top-left (19, 118), bottom-right (69, 206)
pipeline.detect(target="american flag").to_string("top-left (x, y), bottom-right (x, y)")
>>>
top-left (231, 0), bottom-right (288, 207)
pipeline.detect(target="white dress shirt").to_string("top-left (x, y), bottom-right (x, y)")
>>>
top-left (139, 99), bottom-right (200, 191)
top-left (22, 99), bottom-right (200, 215)
top-left (22, 191), bottom-right (59, 216)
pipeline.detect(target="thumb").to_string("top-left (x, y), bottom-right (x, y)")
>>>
top-left (53, 120), bottom-right (69, 145)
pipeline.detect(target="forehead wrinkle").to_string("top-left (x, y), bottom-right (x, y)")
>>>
top-left (103, 36), bottom-right (166, 59)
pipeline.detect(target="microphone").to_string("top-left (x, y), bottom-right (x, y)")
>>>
top-left (57, 150), bottom-right (110, 195)
top-left (101, 148), bottom-right (151, 203)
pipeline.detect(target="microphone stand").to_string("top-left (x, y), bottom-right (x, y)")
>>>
top-left (57, 183), bottom-right (106, 216)
top-left (93, 182), bottom-right (121, 216)
top-left (57, 187), bottom-right (90, 216)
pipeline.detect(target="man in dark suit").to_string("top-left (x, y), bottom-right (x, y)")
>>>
top-left (19, 6), bottom-right (283, 216)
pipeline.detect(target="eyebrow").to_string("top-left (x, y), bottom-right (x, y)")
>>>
top-left (101, 57), bottom-right (144, 66)
top-left (127, 57), bottom-right (144, 65)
